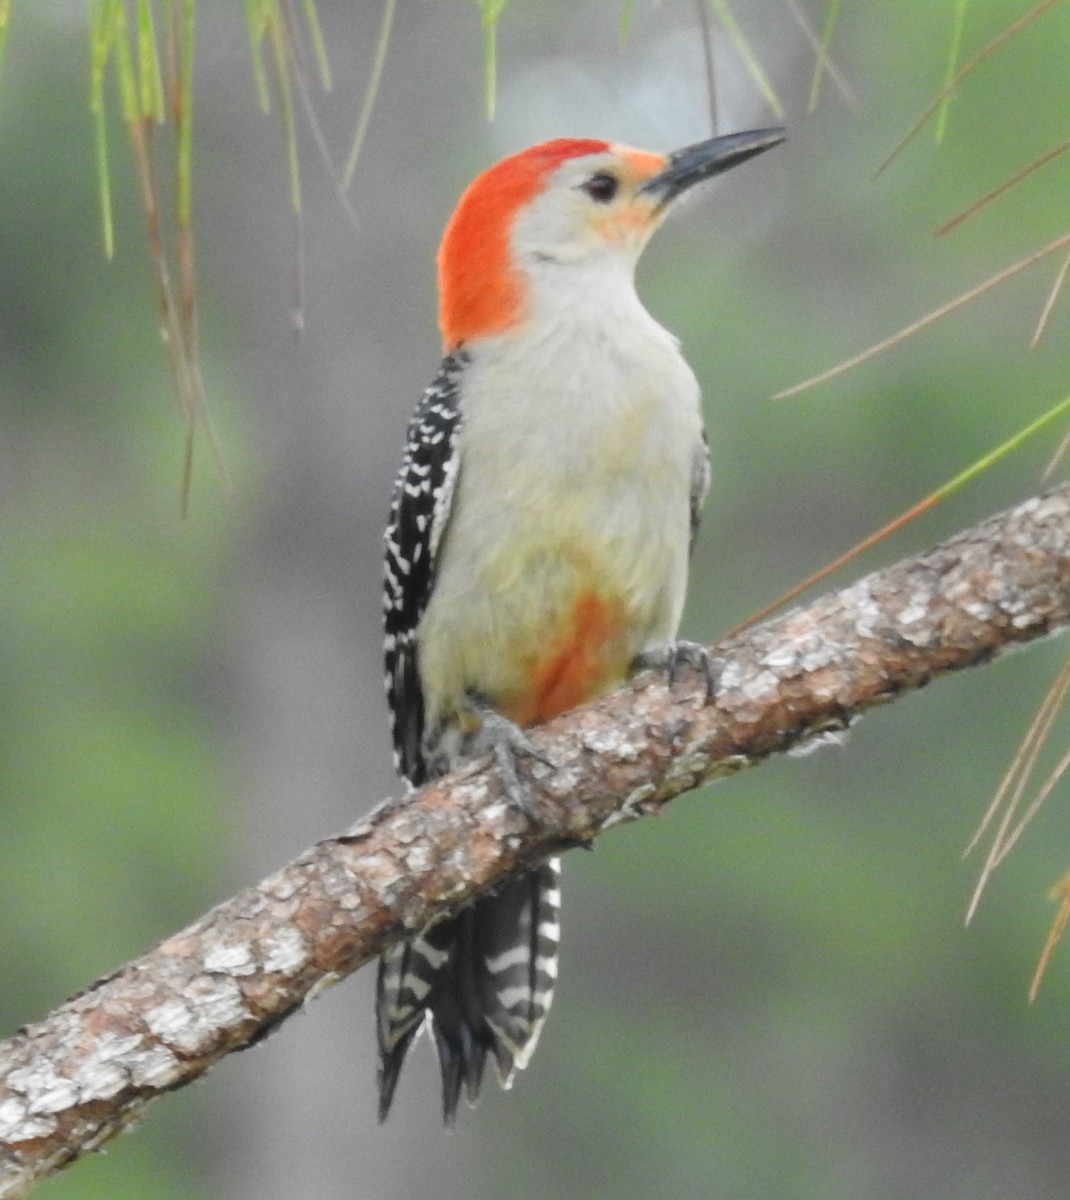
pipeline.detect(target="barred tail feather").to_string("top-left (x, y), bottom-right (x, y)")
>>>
top-left (376, 921), bottom-right (454, 1123)
top-left (374, 859), bottom-right (562, 1124)
top-left (476, 858), bottom-right (560, 1084)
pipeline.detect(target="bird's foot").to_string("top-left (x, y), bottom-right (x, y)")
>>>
top-left (633, 640), bottom-right (721, 705)
top-left (468, 699), bottom-right (556, 822)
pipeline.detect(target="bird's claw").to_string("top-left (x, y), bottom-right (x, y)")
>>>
top-left (469, 701), bottom-right (555, 822)
top-left (634, 640), bottom-right (721, 705)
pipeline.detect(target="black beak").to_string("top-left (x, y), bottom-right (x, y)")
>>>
top-left (639, 127), bottom-right (786, 207)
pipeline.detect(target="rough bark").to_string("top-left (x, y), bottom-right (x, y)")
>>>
top-left (1, 484), bottom-right (1069, 1197)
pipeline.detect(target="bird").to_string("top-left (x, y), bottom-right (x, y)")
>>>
top-left (378, 127), bottom-right (785, 1123)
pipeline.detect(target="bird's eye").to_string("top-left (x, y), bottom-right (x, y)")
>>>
top-left (581, 172), bottom-right (619, 204)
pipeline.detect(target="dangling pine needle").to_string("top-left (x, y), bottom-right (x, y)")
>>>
top-left (1030, 869), bottom-right (1070, 1002)
top-left (773, 232), bottom-right (1070, 400)
top-left (965, 652), bottom-right (1070, 926)
top-left (936, 137), bottom-right (1070, 238)
top-left (874, 0), bottom-right (1062, 178)
top-left (1032, 248), bottom-right (1070, 356)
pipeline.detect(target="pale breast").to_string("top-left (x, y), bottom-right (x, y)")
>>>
top-left (417, 301), bottom-right (705, 726)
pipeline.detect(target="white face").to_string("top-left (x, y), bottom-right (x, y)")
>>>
top-left (509, 148), bottom-right (671, 268)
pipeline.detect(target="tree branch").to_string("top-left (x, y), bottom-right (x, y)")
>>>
top-left (2, 485), bottom-right (1069, 1197)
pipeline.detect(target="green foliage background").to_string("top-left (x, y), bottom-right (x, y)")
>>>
top-left (3, 3), bottom-right (1070, 1198)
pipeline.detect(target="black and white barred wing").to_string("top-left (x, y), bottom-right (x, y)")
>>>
top-left (382, 353), bottom-right (467, 787)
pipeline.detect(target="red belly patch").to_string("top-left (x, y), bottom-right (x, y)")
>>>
top-left (502, 591), bottom-right (631, 726)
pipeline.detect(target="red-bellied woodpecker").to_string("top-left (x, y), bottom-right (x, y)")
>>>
top-left (379, 127), bottom-right (785, 1123)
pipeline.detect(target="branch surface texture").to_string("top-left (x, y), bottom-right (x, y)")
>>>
top-left (2, 484), bottom-right (1069, 1196)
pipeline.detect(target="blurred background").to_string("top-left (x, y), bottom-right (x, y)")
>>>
top-left (3, 2), bottom-right (1070, 1197)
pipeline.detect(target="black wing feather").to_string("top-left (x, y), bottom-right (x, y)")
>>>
top-left (382, 352), bottom-right (467, 786)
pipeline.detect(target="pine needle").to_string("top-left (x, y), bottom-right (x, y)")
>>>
top-left (773, 231), bottom-right (1070, 400)
top-left (965, 651), bottom-right (1070, 926)
top-left (1032, 247), bottom-right (1070, 355)
top-left (709, 0), bottom-right (784, 119)
top-left (780, 0), bottom-right (859, 115)
top-left (874, 0), bottom-right (1061, 178)
top-left (936, 137), bottom-right (1070, 237)
top-left (728, 391), bottom-right (1070, 638)
top-left (301, 0), bottom-right (331, 91)
top-left (1030, 868), bottom-right (1070, 1002)
top-left (618, 0), bottom-right (634, 44)
top-left (695, 0), bottom-right (718, 136)
top-left (0, 0), bottom-right (11, 84)
top-left (478, 0), bottom-right (512, 120)
top-left (934, 0), bottom-right (969, 143)
top-left (245, 0), bottom-right (274, 112)
top-left (342, 0), bottom-right (396, 190)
